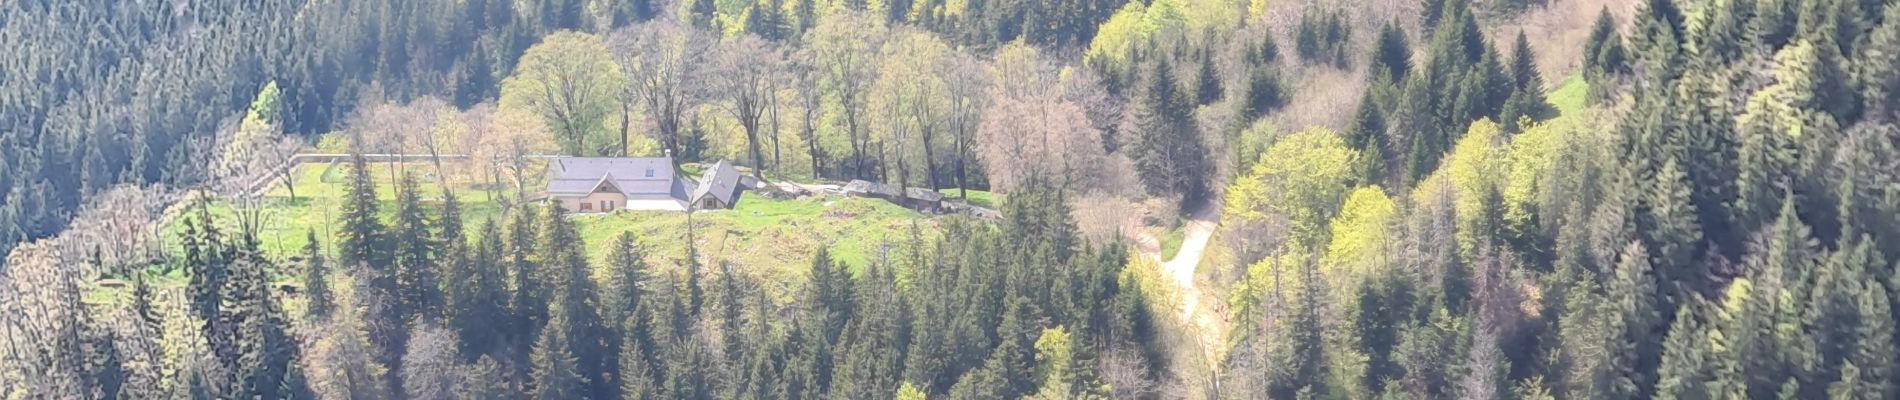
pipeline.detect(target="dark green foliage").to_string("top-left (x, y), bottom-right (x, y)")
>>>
top-left (394, 172), bottom-right (444, 321)
top-left (1654, 303), bottom-right (1713, 399)
top-left (529, 310), bottom-right (583, 400)
top-left (1195, 53), bottom-right (1222, 105)
top-left (1345, 88), bottom-right (1390, 184)
top-left (1604, 242), bottom-right (1664, 399)
top-left (1245, 67), bottom-right (1287, 119)
top-left (337, 152), bottom-right (386, 273)
top-left (222, 250), bottom-right (303, 399)
top-left (1295, 7), bottom-right (1353, 68)
top-left (1585, 8), bottom-right (1631, 101)
top-left (303, 230), bottom-right (335, 320)
top-left (1858, 3), bottom-right (1900, 119)
top-left (1128, 58), bottom-right (1211, 208)
top-left (537, 202), bottom-right (615, 398)
top-left (1369, 21), bottom-right (1413, 83)
top-left (452, 220), bottom-right (510, 360)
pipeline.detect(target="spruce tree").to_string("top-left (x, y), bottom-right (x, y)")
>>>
top-left (1857, 2), bottom-right (1900, 119)
top-left (1603, 242), bottom-right (1663, 399)
top-left (1128, 57), bottom-right (1210, 207)
top-left (619, 325), bottom-right (659, 399)
top-left (607, 232), bottom-right (650, 329)
top-left (222, 251), bottom-right (301, 399)
top-left (1654, 304), bottom-right (1714, 400)
top-left (302, 229), bottom-right (335, 320)
top-left (1195, 53), bottom-right (1221, 105)
top-left (453, 221), bottom-right (509, 359)
top-left (529, 308), bottom-right (583, 400)
top-left (120, 275), bottom-right (166, 399)
top-left (1692, 0), bottom-right (1754, 65)
top-left (1749, 0), bottom-right (1796, 47)
top-left (990, 296), bottom-right (1042, 397)
top-left (1509, 31), bottom-right (1545, 94)
top-left (392, 172), bottom-right (442, 320)
top-left (1644, 157), bottom-right (1706, 304)
top-left (506, 205), bottom-right (547, 353)
top-left (1370, 21), bottom-right (1412, 83)
top-left (537, 202), bottom-right (613, 398)
top-left (337, 151), bottom-right (386, 273)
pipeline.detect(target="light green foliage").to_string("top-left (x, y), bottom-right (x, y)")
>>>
top-left (1501, 115), bottom-right (1570, 232)
top-left (1225, 127), bottom-right (1359, 245)
top-left (1084, 1), bottom-right (1185, 75)
top-left (1413, 119), bottom-right (1508, 256)
top-left (1322, 186), bottom-right (1396, 283)
top-left (1227, 247), bottom-right (1310, 325)
top-left (896, 382), bottom-right (929, 400)
top-left (499, 31), bottom-right (627, 156)
top-left (246, 81), bottom-right (281, 127)
top-left (1032, 326), bottom-right (1076, 398)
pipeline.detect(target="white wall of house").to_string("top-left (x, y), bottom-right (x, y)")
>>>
top-left (556, 192), bottom-right (630, 213)
top-left (623, 198), bottom-right (688, 212)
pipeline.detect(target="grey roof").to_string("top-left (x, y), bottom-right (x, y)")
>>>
top-left (545, 157), bottom-right (691, 201)
top-left (691, 160), bottom-right (743, 206)
top-left (904, 187), bottom-right (944, 202)
top-left (843, 180), bottom-right (901, 198)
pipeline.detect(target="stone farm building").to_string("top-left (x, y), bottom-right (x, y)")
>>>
top-left (544, 157), bottom-right (745, 213)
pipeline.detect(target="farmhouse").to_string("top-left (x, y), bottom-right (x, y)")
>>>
top-left (690, 160), bottom-right (744, 209)
top-left (545, 157), bottom-right (693, 212)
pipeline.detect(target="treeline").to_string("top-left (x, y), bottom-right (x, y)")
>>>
top-left (1213, 0), bottom-right (1900, 398)
top-left (0, 0), bottom-right (1133, 271)
top-left (0, 152), bottom-right (1165, 398)
top-left (0, 0), bottom-right (591, 267)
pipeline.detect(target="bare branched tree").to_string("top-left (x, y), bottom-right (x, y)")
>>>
top-left (940, 50), bottom-right (991, 198)
top-left (804, 11), bottom-right (887, 179)
top-left (977, 93), bottom-right (1107, 193)
top-left (610, 21), bottom-right (712, 159)
top-left (711, 34), bottom-right (785, 180)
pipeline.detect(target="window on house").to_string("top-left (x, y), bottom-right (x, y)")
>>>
top-left (580, 202), bottom-right (593, 211)
top-left (601, 200), bottom-right (613, 211)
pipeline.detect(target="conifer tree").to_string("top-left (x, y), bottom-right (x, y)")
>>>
top-left (1603, 242), bottom-right (1663, 399)
top-left (1128, 57), bottom-right (1210, 206)
top-left (606, 232), bottom-right (650, 329)
top-left (1691, 0), bottom-right (1753, 65)
top-left (536, 202), bottom-right (613, 397)
top-left (989, 296), bottom-right (1042, 397)
top-left (506, 205), bottom-right (547, 354)
top-left (392, 172), bottom-right (442, 320)
top-left (337, 151), bottom-right (385, 273)
top-left (119, 275), bottom-right (166, 399)
top-left (1857, 2), bottom-right (1900, 119)
top-left (222, 251), bottom-right (301, 399)
top-left (303, 229), bottom-right (335, 320)
top-left (619, 325), bottom-right (659, 400)
top-left (453, 221), bottom-right (509, 359)
top-left (529, 308), bottom-right (582, 400)
top-left (1751, 0), bottom-right (1798, 48)
top-left (1370, 21), bottom-right (1412, 82)
top-left (1654, 304), bottom-right (1714, 400)
top-left (1645, 157), bottom-right (1706, 303)
top-left (1195, 53), bottom-right (1221, 105)
top-left (1509, 32), bottom-right (1545, 94)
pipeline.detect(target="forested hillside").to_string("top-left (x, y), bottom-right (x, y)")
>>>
top-left (3, 0), bottom-right (1899, 398)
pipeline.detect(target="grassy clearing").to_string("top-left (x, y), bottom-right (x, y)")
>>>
top-left (1547, 74), bottom-right (1588, 116)
top-left (938, 188), bottom-right (999, 209)
top-left (1159, 226), bottom-right (1186, 261)
top-left (166, 162), bottom-right (941, 302)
